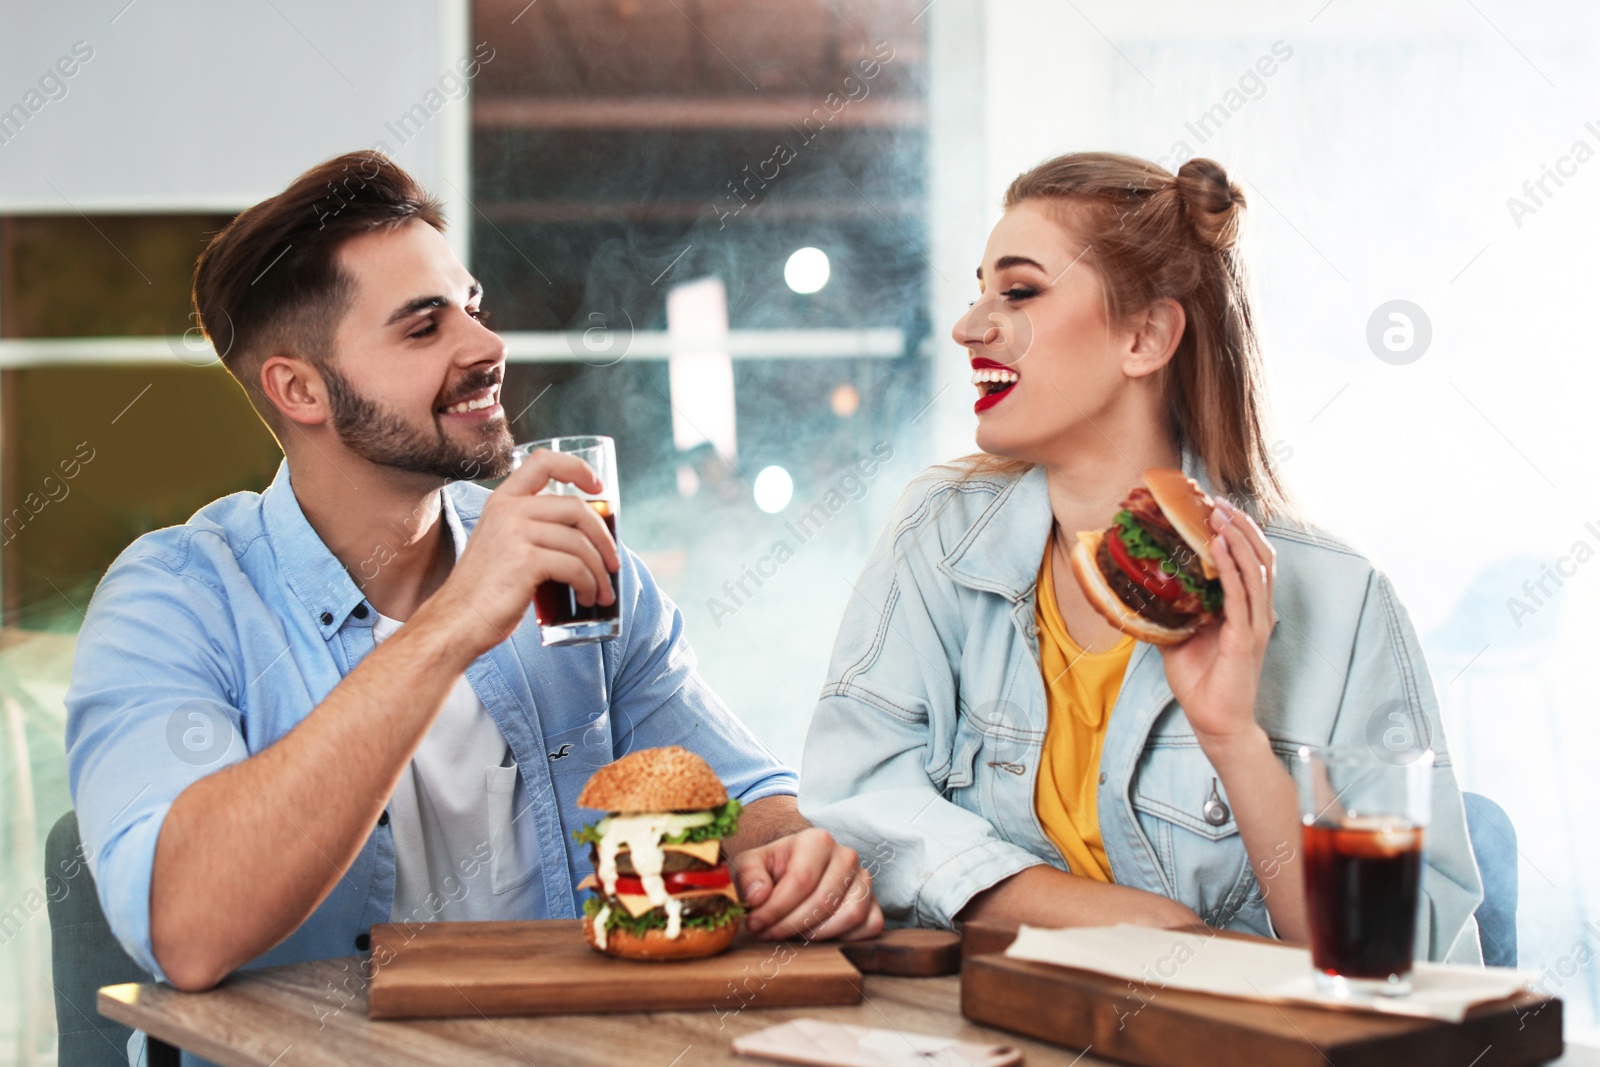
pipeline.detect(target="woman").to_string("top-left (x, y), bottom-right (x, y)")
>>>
top-left (797, 153), bottom-right (1483, 961)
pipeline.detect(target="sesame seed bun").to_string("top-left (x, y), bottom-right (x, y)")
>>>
top-left (1069, 530), bottom-right (1200, 647)
top-left (577, 745), bottom-right (729, 813)
top-left (583, 914), bottom-right (740, 960)
top-left (1141, 468), bottom-right (1219, 580)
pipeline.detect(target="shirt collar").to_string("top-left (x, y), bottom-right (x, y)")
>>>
top-left (939, 448), bottom-right (1217, 601)
top-left (261, 460), bottom-right (472, 639)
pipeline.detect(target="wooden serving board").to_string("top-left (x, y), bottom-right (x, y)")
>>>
top-left (959, 920), bottom-right (1564, 1067)
top-left (366, 919), bottom-right (863, 1021)
top-left (840, 928), bottom-right (962, 977)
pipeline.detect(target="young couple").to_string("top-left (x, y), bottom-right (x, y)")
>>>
top-left (65, 148), bottom-right (1481, 1025)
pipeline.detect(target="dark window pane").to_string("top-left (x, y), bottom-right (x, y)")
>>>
top-left (1, 214), bottom-right (231, 339)
top-left (3, 365), bottom-right (280, 627)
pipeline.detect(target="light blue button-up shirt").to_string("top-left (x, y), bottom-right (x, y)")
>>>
top-left (65, 461), bottom-right (796, 1064)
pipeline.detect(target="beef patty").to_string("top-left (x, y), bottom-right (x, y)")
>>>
top-left (1096, 533), bottom-right (1198, 630)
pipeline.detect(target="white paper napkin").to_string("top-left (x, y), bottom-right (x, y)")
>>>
top-left (1002, 924), bottom-right (1540, 1023)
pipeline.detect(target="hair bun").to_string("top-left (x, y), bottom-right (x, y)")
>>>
top-left (1175, 158), bottom-right (1246, 251)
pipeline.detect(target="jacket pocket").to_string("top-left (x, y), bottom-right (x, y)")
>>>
top-left (942, 716), bottom-right (986, 791)
top-left (1129, 740), bottom-right (1255, 923)
top-left (486, 763), bottom-right (536, 895)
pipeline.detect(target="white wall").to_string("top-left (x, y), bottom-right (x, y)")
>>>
top-left (0, 0), bottom-right (468, 247)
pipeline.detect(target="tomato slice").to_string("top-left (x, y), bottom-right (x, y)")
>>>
top-left (611, 865), bottom-right (732, 897)
top-left (665, 866), bottom-right (734, 890)
top-left (1105, 526), bottom-right (1185, 602)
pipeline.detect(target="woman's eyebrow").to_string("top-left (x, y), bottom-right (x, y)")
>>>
top-left (977, 255), bottom-right (1048, 281)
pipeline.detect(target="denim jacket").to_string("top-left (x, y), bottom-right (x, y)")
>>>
top-left (799, 458), bottom-right (1484, 964)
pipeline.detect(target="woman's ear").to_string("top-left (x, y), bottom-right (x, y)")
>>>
top-left (259, 353), bottom-right (329, 427)
top-left (1123, 298), bottom-right (1186, 379)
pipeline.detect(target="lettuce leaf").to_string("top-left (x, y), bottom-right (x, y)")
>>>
top-left (1112, 510), bottom-right (1223, 612)
top-left (1113, 509), bottom-right (1170, 560)
top-left (571, 797), bottom-right (743, 848)
top-left (582, 892), bottom-right (745, 935)
top-left (665, 798), bottom-right (742, 844)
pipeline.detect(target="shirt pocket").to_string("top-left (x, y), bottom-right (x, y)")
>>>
top-left (1129, 740), bottom-right (1256, 923)
top-left (485, 763), bottom-right (536, 895)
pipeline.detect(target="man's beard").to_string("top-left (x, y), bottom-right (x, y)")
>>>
top-left (323, 364), bottom-right (514, 481)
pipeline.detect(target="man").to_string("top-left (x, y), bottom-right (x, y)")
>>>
top-left (64, 151), bottom-right (882, 1028)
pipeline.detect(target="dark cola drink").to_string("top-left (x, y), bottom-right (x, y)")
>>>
top-left (1302, 816), bottom-right (1424, 994)
top-left (533, 500), bottom-right (619, 636)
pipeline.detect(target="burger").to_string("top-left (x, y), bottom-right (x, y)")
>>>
top-left (573, 745), bottom-right (746, 960)
top-left (1068, 468), bottom-right (1224, 646)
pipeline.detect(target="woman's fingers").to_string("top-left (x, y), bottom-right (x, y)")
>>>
top-left (1211, 529), bottom-right (1252, 632)
top-left (1221, 521), bottom-right (1273, 639)
top-left (1215, 500), bottom-right (1275, 592)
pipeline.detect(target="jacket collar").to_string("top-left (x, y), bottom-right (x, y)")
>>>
top-left (261, 460), bottom-right (471, 638)
top-left (938, 448), bottom-right (1217, 601)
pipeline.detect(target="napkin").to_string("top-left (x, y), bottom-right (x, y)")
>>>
top-left (1002, 924), bottom-right (1540, 1023)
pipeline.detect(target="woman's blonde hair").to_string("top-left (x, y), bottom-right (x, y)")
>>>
top-left (968, 151), bottom-right (1291, 521)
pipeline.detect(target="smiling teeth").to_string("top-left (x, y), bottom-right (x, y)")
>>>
top-left (446, 394), bottom-right (497, 413)
top-left (971, 368), bottom-right (1020, 385)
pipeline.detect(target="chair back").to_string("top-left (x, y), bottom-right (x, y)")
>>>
top-left (45, 810), bottom-right (153, 1067)
top-left (1462, 791), bottom-right (1519, 968)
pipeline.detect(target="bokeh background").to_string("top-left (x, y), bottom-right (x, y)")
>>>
top-left (2, 0), bottom-right (1598, 1060)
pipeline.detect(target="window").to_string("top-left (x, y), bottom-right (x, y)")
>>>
top-left (469, 0), bottom-right (932, 761)
top-left (0, 215), bottom-right (279, 627)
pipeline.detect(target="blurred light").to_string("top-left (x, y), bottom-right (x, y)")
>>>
top-left (753, 466), bottom-right (794, 513)
top-left (666, 277), bottom-right (737, 459)
top-left (675, 463), bottom-right (700, 499)
top-left (830, 382), bottom-right (860, 417)
top-left (784, 247), bottom-right (830, 294)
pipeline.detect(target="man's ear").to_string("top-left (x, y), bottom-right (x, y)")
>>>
top-left (259, 353), bottom-right (329, 427)
top-left (1122, 297), bottom-right (1186, 380)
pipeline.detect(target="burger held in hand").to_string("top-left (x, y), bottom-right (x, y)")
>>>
top-left (574, 746), bottom-right (745, 960)
top-left (1070, 468), bottom-right (1225, 646)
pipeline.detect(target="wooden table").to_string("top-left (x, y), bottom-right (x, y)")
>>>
top-left (100, 954), bottom-right (1600, 1067)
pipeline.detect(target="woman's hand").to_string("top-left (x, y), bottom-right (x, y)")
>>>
top-left (1159, 499), bottom-right (1277, 749)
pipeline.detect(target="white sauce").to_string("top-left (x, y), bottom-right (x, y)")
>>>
top-left (594, 904), bottom-right (610, 950)
top-left (664, 895), bottom-right (683, 939)
top-left (595, 811), bottom-right (713, 940)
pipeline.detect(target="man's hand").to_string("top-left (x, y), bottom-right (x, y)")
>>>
top-left (730, 827), bottom-right (885, 943)
top-left (421, 449), bottom-right (620, 662)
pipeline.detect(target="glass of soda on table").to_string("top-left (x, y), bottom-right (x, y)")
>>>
top-left (1296, 743), bottom-right (1433, 998)
top-left (509, 435), bottom-right (620, 646)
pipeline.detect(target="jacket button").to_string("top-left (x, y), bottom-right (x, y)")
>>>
top-left (319, 611), bottom-right (334, 625)
top-left (354, 932), bottom-right (370, 951)
top-left (378, 810), bottom-right (389, 827)
top-left (1098, 772), bottom-right (1107, 785)
top-left (352, 604), bottom-right (370, 620)
top-left (1203, 777), bottom-right (1230, 825)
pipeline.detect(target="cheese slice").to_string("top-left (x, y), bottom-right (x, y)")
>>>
top-left (611, 884), bottom-right (742, 918)
top-left (662, 838), bottom-right (722, 865)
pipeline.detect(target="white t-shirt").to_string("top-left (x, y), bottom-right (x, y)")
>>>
top-left (372, 611), bottom-right (543, 923)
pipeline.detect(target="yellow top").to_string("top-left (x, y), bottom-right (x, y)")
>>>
top-left (1032, 541), bottom-right (1135, 883)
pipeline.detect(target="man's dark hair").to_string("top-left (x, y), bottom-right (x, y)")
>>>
top-left (192, 150), bottom-right (446, 423)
